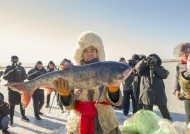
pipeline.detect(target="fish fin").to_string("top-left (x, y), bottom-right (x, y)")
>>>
top-left (40, 87), bottom-right (55, 95)
top-left (4, 82), bottom-right (33, 108)
top-left (21, 90), bottom-right (33, 109)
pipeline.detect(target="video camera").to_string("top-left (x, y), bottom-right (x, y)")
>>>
top-left (143, 56), bottom-right (157, 66)
top-left (12, 61), bottom-right (21, 68)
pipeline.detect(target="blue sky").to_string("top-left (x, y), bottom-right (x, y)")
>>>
top-left (0, 0), bottom-right (190, 65)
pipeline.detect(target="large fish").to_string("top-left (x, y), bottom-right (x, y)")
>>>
top-left (5, 61), bottom-right (132, 108)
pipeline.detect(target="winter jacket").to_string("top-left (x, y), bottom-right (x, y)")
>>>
top-left (122, 74), bottom-right (134, 91)
top-left (0, 93), bottom-right (10, 118)
top-left (3, 65), bottom-right (27, 105)
top-left (135, 60), bottom-right (169, 105)
top-left (27, 67), bottom-right (47, 94)
top-left (174, 62), bottom-right (187, 94)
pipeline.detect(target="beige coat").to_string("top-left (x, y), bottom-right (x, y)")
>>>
top-left (64, 87), bottom-right (122, 134)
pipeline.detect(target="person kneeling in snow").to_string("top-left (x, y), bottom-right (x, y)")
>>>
top-left (0, 92), bottom-right (10, 134)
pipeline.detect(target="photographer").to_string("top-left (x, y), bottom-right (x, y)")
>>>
top-left (135, 54), bottom-right (171, 120)
top-left (0, 92), bottom-right (10, 134)
top-left (130, 54), bottom-right (144, 111)
top-left (3, 56), bottom-right (29, 125)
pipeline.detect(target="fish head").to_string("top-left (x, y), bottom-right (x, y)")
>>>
top-left (97, 62), bottom-right (132, 87)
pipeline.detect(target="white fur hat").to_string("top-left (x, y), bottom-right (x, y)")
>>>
top-left (73, 31), bottom-right (105, 65)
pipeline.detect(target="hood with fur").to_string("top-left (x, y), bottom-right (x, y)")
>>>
top-left (73, 31), bottom-right (105, 65)
top-left (173, 42), bottom-right (190, 58)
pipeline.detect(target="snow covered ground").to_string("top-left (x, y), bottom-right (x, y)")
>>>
top-left (0, 62), bottom-right (188, 134)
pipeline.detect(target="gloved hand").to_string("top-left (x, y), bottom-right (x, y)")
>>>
top-left (53, 78), bottom-right (70, 96)
top-left (108, 85), bottom-right (120, 93)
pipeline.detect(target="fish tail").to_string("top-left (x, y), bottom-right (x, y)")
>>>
top-left (4, 82), bottom-right (33, 108)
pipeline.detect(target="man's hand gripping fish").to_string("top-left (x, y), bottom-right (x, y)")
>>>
top-left (4, 61), bottom-right (132, 108)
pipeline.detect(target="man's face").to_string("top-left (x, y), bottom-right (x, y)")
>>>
top-left (36, 64), bottom-right (43, 70)
top-left (82, 46), bottom-right (98, 62)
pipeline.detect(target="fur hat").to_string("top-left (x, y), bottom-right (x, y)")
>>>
top-left (73, 31), bottom-right (105, 65)
top-left (173, 42), bottom-right (190, 58)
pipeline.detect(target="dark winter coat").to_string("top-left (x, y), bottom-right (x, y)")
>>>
top-left (122, 74), bottom-right (134, 91)
top-left (27, 67), bottom-right (47, 94)
top-left (135, 60), bottom-right (169, 105)
top-left (3, 65), bottom-right (27, 105)
top-left (0, 93), bottom-right (10, 118)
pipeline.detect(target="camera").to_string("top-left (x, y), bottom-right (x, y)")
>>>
top-left (12, 61), bottom-right (21, 68)
top-left (128, 60), bottom-right (137, 67)
top-left (143, 56), bottom-right (157, 66)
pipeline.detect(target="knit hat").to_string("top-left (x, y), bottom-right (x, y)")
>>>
top-left (36, 61), bottom-right (43, 65)
top-left (73, 31), bottom-right (105, 65)
top-left (119, 57), bottom-right (126, 62)
top-left (60, 59), bottom-right (71, 65)
top-left (132, 54), bottom-right (140, 61)
top-left (11, 55), bottom-right (19, 62)
top-left (138, 54), bottom-right (146, 60)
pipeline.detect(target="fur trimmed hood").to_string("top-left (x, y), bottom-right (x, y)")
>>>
top-left (173, 42), bottom-right (190, 58)
top-left (73, 31), bottom-right (105, 65)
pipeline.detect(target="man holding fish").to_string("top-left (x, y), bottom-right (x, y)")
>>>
top-left (53, 31), bottom-right (130, 134)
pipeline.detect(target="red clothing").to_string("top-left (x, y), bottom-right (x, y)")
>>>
top-left (75, 100), bottom-right (109, 134)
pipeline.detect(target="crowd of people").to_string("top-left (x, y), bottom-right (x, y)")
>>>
top-left (0, 31), bottom-right (189, 134)
top-left (119, 53), bottom-right (171, 121)
top-left (0, 56), bottom-right (73, 134)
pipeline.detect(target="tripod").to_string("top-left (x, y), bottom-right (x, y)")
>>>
top-left (149, 65), bottom-right (154, 86)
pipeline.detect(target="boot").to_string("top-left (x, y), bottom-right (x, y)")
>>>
top-left (21, 116), bottom-right (30, 122)
top-left (45, 104), bottom-right (50, 108)
top-left (39, 112), bottom-right (43, 115)
top-left (2, 129), bottom-right (10, 134)
top-left (35, 115), bottom-right (41, 120)
top-left (9, 116), bottom-right (13, 126)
